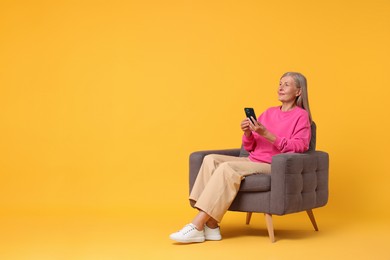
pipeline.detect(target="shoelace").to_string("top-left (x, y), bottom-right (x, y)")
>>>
top-left (181, 224), bottom-right (197, 235)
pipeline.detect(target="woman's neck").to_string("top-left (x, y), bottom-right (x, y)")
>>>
top-left (281, 102), bottom-right (296, 112)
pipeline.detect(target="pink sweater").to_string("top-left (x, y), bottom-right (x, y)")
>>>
top-left (242, 106), bottom-right (311, 163)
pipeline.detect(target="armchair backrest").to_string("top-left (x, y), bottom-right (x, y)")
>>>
top-left (239, 121), bottom-right (317, 157)
top-left (308, 121), bottom-right (316, 151)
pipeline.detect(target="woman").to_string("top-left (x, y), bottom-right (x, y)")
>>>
top-left (170, 72), bottom-right (312, 243)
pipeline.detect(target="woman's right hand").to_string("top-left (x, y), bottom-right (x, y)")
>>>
top-left (241, 118), bottom-right (252, 137)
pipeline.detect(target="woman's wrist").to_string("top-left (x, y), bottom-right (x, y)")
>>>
top-left (244, 131), bottom-right (252, 137)
top-left (263, 130), bottom-right (276, 143)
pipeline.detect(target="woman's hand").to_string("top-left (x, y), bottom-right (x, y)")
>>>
top-left (240, 118), bottom-right (252, 137)
top-left (248, 117), bottom-right (267, 136)
top-left (248, 117), bottom-right (276, 143)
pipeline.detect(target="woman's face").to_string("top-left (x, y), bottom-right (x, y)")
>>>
top-left (278, 76), bottom-right (301, 103)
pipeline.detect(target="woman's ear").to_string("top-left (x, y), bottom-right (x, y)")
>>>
top-left (296, 88), bottom-right (302, 97)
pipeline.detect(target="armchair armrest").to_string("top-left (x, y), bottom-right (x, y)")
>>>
top-left (269, 151), bottom-right (329, 215)
top-left (189, 149), bottom-right (241, 194)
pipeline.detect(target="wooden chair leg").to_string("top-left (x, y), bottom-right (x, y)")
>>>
top-left (264, 213), bottom-right (275, 243)
top-left (306, 210), bottom-right (319, 231)
top-left (246, 212), bottom-right (252, 225)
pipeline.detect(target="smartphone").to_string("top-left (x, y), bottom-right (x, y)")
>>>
top-left (244, 107), bottom-right (257, 124)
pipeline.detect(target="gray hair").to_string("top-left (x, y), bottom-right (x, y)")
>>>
top-left (281, 72), bottom-right (312, 123)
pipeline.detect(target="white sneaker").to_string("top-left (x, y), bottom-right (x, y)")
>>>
top-left (204, 225), bottom-right (222, 241)
top-left (170, 224), bottom-right (205, 243)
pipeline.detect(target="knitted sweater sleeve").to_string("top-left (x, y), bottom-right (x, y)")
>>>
top-left (273, 116), bottom-right (311, 153)
top-left (242, 132), bottom-right (256, 152)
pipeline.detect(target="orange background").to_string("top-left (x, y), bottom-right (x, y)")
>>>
top-left (1, 0), bottom-right (389, 259)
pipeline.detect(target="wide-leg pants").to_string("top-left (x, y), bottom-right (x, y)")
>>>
top-left (189, 154), bottom-right (271, 222)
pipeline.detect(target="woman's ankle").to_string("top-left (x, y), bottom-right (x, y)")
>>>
top-left (205, 220), bottom-right (219, 229)
top-left (192, 222), bottom-right (204, 231)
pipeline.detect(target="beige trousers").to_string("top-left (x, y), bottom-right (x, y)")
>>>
top-left (189, 154), bottom-right (271, 222)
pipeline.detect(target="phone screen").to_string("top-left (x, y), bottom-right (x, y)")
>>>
top-left (244, 107), bottom-right (257, 124)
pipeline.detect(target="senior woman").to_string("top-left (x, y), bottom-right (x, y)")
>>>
top-left (170, 72), bottom-right (312, 243)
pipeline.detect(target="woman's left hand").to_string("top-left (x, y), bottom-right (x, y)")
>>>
top-left (248, 117), bottom-right (276, 143)
top-left (248, 117), bottom-right (267, 136)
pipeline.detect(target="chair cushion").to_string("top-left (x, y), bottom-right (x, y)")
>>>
top-left (239, 173), bottom-right (271, 192)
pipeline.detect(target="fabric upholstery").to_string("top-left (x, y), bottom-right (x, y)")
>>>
top-left (240, 174), bottom-right (271, 192)
top-left (268, 151), bottom-right (329, 215)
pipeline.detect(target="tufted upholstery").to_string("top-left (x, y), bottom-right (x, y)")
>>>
top-left (189, 122), bottom-right (329, 242)
top-left (269, 151), bottom-right (329, 215)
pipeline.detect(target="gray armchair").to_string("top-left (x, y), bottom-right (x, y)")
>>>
top-left (189, 122), bottom-right (329, 242)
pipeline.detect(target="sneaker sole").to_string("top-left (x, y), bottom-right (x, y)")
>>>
top-left (170, 236), bottom-right (205, 243)
top-left (205, 235), bottom-right (222, 241)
